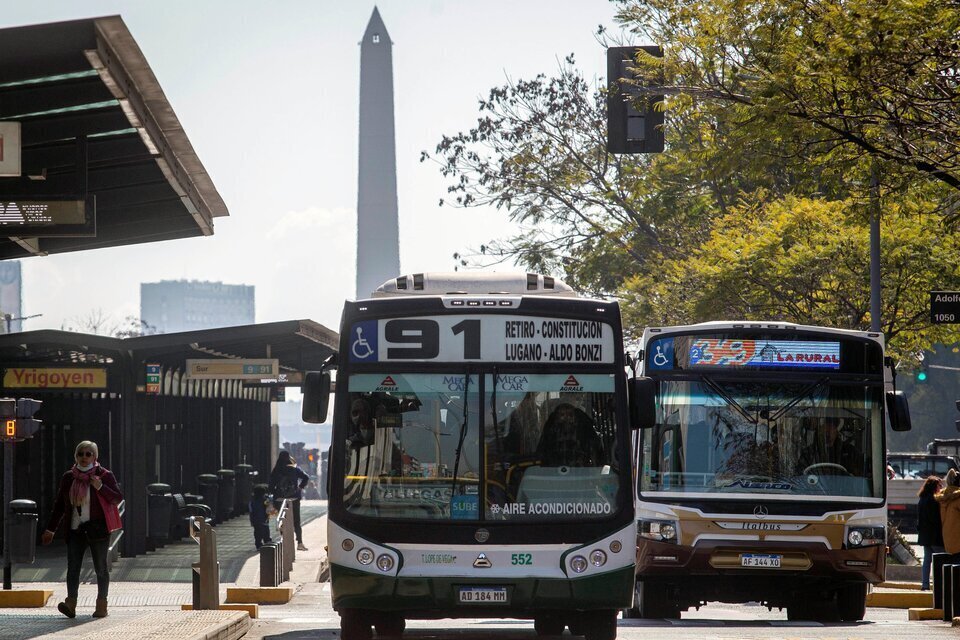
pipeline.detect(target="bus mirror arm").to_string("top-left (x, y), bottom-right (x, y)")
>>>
top-left (629, 376), bottom-right (657, 430)
top-left (885, 390), bottom-right (912, 432)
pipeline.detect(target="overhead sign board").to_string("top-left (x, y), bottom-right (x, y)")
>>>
top-left (3, 367), bottom-right (107, 390)
top-left (0, 195), bottom-right (96, 237)
top-left (0, 122), bottom-right (21, 177)
top-left (931, 291), bottom-right (960, 324)
top-left (145, 363), bottom-right (161, 394)
top-left (185, 358), bottom-right (279, 380)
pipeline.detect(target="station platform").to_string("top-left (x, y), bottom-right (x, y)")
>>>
top-left (0, 500), bottom-right (328, 640)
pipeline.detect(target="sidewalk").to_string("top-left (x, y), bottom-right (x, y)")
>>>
top-left (0, 500), bottom-right (328, 640)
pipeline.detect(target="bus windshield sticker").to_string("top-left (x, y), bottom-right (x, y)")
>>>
top-left (648, 338), bottom-right (674, 371)
top-left (451, 494), bottom-right (479, 520)
top-left (349, 320), bottom-right (379, 362)
top-left (493, 374), bottom-right (615, 394)
top-left (349, 316), bottom-right (614, 363)
top-left (689, 339), bottom-right (840, 369)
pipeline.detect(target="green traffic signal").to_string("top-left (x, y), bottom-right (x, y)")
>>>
top-left (917, 370), bottom-right (928, 382)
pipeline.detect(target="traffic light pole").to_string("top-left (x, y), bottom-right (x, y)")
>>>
top-left (3, 439), bottom-right (12, 589)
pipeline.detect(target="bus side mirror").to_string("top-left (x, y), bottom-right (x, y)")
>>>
top-left (629, 377), bottom-right (657, 430)
top-left (302, 371), bottom-right (331, 423)
top-left (886, 390), bottom-right (912, 432)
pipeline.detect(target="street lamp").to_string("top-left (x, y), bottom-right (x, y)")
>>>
top-left (2, 313), bottom-right (41, 333)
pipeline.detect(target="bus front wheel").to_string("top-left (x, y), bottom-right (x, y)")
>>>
top-left (341, 609), bottom-right (373, 640)
top-left (534, 616), bottom-right (565, 636)
top-left (837, 583), bottom-right (867, 622)
top-left (581, 610), bottom-right (618, 640)
top-left (374, 613), bottom-right (406, 637)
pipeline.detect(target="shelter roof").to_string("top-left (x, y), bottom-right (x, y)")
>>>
top-left (0, 320), bottom-right (338, 376)
top-left (0, 15), bottom-right (228, 258)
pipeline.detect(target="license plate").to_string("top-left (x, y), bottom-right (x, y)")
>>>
top-left (740, 553), bottom-right (782, 568)
top-left (458, 587), bottom-right (508, 604)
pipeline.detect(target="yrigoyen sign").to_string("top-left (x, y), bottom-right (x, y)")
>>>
top-left (3, 367), bottom-right (107, 390)
top-left (185, 358), bottom-right (279, 380)
top-left (930, 291), bottom-right (960, 325)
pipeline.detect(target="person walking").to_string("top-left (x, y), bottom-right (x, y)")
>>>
top-left (917, 475), bottom-right (945, 590)
top-left (269, 451), bottom-right (310, 551)
top-left (40, 441), bottom-right (123, 619)
top-left (936, 468), bottom-right (960, 559)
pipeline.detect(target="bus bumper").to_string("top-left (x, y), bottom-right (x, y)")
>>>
top-left (330, 563), bottom-right (635, 616)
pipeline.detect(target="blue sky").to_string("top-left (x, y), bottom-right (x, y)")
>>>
top-left (6, 1), bottom-right (624, 333)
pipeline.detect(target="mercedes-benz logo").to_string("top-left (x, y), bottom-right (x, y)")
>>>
top-left (753, 505), bottom-right (769, 518)
top-left (474, 528), bottom-right (490, 543)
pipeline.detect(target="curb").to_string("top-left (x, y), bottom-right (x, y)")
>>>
top-left (0, 590), bottom-right (52, 608)
top-left (867, 590), bottom-right (933, 609)
top-left (908, 607), bottom-right (943, 620)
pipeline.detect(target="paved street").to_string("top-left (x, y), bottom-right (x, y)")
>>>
top-left (1, 502), bottom-right (955, 640)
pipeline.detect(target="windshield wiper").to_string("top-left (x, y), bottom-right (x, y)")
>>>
top-left (699, 375), bottom-right (757, 425)
top-left (767, 377), bottom-right (829, 422)
top-left (450, 372), bottom-right (471, 499)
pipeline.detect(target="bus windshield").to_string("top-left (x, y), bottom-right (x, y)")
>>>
top-left (341, 372), bottom-right (622, 521)
top-left (639, 378), bottom-right (884, 499)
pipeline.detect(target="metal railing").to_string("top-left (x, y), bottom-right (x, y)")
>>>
top-left (106, 499), bottom-right (125, 570)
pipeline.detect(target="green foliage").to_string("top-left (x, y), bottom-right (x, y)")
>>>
top-left (425, 1), bottom-right (960, 363)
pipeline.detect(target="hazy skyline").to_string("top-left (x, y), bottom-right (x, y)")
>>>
top-left (6, 1), bottom-right (621, 334)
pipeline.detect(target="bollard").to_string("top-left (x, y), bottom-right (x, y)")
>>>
top-left (943, 564), bottom-right (957, 622)
top-left (951, 564), bottom-right (960, 622)
top-left (259, 543), bottom-right (279, 587)
top-left (278, 499), bottom-right (295, 581)
top-left (933, 552), bottom-right (950, 610)
top-left (189, 516), bottom-right (220, 609)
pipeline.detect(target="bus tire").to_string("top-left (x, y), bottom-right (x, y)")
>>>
top-left (582, 610), bottom-right (618, 640)
top-left (786, 604), bottom-right (808, 621)
top-left (534, 616), bottom-right (565, 636)
top-left (374, 613), bottom-right (406, 637)
top-left (341, 609), bottom-right (373, 640)
top-left (636, 581), bottom-right (679, 619)
top-left (837, 583), bottom-right (867, 621)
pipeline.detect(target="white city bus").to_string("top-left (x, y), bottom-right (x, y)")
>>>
top-left (302, 273), bottom-right (647, 640)
top-left (630, 321), bottom-right (911, 621)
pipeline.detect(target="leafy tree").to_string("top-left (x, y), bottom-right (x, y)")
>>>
top-left (613, 0), bottom-right (960, 221)
top-left (425, 2), bottom-right (960, 363)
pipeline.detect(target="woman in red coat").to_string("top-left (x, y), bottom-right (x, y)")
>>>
top-left (40, 440), bottom-right (123, 619)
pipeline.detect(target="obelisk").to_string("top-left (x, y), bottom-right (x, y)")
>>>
top-left (356, 7), bottom-right (400, 298)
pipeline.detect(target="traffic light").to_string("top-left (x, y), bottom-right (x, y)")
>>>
top-left (606, 46), bottom-right (665, 154)
top-left (0, 397), bottom-right (42, 441)
top-left (956, 399), bottom-right (960, 433)
top-left (917, 368), bottom-right (928, 382)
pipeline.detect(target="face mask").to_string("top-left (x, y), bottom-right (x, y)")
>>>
top-left (77, 462), bottom-right (94, 472)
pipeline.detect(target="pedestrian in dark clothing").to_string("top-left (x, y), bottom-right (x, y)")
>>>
top-left (40, 440), bottom-right (123, 619)
top-left (917, 475), bottom-right (945, 590)
top-left (249, 484), bottom-right (273, 550)
top-left (269, 451), bottom-right (310, 551)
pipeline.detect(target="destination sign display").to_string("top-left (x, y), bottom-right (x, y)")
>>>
top-left (930, 291), bottom-right (960, 324)
top-left (648, 337), bottom-right (841, 371)
top-left (348, 315), bottom-right (614, 364)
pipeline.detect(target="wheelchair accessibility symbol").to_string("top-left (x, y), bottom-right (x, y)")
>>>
top-left (349, 321), bottom-right (378, 362)
top-left (648, 338), bottom-right (673, 370)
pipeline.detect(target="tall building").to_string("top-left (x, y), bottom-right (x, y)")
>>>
top-left (0, 261), bottom-right (22, 333)
top-left (140, 280), bottom-right (254, 334)
top-left (356, 7), bottom-right (400, 299)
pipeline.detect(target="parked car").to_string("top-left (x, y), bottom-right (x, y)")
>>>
top-left (887, 453), bottom-right (960, 533)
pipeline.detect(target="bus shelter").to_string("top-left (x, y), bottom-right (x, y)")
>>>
top-left (0, 320), bottom-right (337, 556)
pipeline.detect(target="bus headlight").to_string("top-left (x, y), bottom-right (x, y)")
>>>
top-left (570, 555), bottom-right (588, 573)
top-left (846, 526), bottom-right (884, 547)
top-left (590, 549), bottom-right (607, 567)
top-left (639, 519), bottom-right (679, 543)
top-left (609, 540), bottom-right (622, 553)
top-left (376, 554), bottom-right (395, 572)
top-left (342, 538), bottom-right (355, 552)
top-left (356, 547), bottom-right (375, 565)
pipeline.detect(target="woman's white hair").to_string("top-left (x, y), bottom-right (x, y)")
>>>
top-left (74, 440), bottom-right (98, 458)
